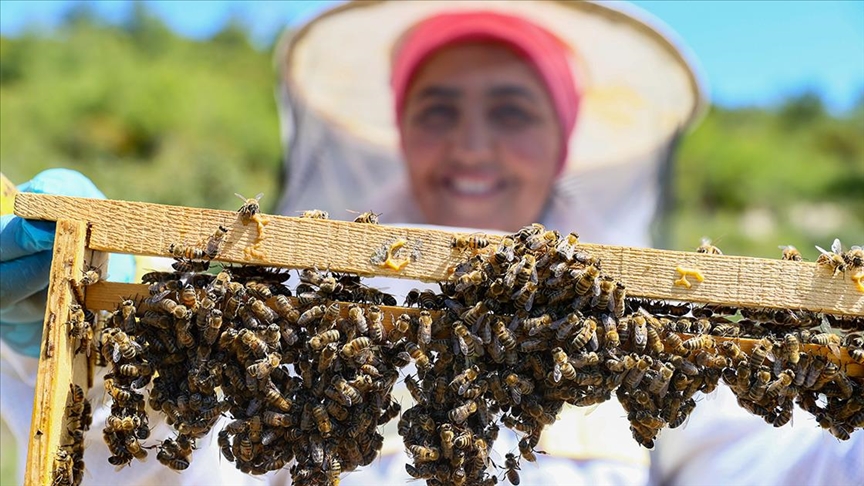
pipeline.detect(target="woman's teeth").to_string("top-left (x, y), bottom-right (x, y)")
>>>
top-left (450, 178), bottom-right (497, 196)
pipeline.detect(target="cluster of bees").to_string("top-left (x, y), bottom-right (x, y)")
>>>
top-left (52, 384), bottom-right (92, 485)
top-left (394, 228), bottom-right (862, 485)
top-left (95, 259), bottom-right (411, 484)
top-left (60, 199), bottom-right (861, 486)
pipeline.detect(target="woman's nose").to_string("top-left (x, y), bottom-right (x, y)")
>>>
top-left (452, 113), bottom-right (494, 167)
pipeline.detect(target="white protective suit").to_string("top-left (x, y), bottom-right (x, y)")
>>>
top-left (2, 1), bottom-right (862, 485)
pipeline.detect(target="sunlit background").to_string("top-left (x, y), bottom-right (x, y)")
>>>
top-left (0, 0), bottom-right (862, 481)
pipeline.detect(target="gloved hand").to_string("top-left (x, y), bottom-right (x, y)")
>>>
top-left (0, 168), bottom-right (136, 357)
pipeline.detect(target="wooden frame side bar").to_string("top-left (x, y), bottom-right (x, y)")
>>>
top-left (25, 220), bottom-right (87, 486)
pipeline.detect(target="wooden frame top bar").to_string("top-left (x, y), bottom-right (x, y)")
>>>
top-left (15, 193), bottom-right (864, 316)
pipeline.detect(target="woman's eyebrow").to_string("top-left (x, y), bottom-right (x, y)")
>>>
top-left (414, 86), bottom-right (461, 100)
top-left (488, 85), bottom-right (537, 101)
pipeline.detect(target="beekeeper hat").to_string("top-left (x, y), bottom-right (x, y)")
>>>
top-left (273, 0), bottom-right (707, 245)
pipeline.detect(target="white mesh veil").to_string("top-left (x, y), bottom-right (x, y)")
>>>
top-left (273, 0), bottom-right (707, 247)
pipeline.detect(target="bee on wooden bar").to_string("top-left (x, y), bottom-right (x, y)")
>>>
top-left (696, 237), bottom-right (723, 255)
top-left (778, 245), bottom-right (802, 261)
top-left (235, 192), bottom-right (263, 220)
top-left (815, 238), bottom-right (846, 276)
top-left (349, 210), bottom-right (381, 224)
top-left (299, 209), bottom-right (329, 219)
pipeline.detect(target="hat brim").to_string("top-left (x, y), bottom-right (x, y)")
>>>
top-left (278, 0), bottom-right (708, 173)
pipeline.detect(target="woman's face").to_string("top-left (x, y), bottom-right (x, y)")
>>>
top-left (400, 43), bottom-right (562, 232)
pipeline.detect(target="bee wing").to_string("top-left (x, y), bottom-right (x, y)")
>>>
top-left (552, 363), bottom-right (562, 383)
top-left (815, 245), bottom-right (830, 256)
top-left (234, 193), bottom-right (247, 202)
top-left (254, 193), bottom-right (264, 201)
top-left (831, 238), bottom-right (842, 254)
top-left (582, 403), bottom-right (601, 417)
top-left (112, 343), bottom-right (122, 363)
top-left (828, 343), bottom-right (842, 358)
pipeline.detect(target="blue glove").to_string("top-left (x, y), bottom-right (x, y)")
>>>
top-left (0, 168), bottom-right (136, 357)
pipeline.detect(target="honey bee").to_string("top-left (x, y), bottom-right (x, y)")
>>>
top-left (299, 209), bottom-right (329, 219)
top-left (574, 264), bottom-right (600, 296)
top-left (492, 237), bottom-right (516, 267)
top-left (156, 440), bottom-right (190, 471)
top-left (518, 436), bottom-right (542, 463)
top-left (105, 414), bottom-right (141, 433)
top-left (262, 383), bottom-right (293, 412)
top-left (238, 328), bottom-right (269, 357)
top-left (571, 316), bottom-right (597, 351)
top-left (453, 322), bottom-right (481, 357)
top-left (766, 369), bottom-right (795, 399)
top-left (646, 323), bottom-right (664, 355)
top-left (451, 233), bottom-right (490, 251)
top-left (778, 334), bottom-right (801, 365)
top-left (169, 242), bottom-right (207, 260)
top-left (340, 336), bottom-right (372, 359)
top-left (235, 192), bottom-right (264, 221)
top-left (107, 328), bottom-right (142, 362)
top-left (448, 400), bottom-right (478, 424)
top-left (504, 373), bottom-right (534, 404)
top-left (551, 347), bottom-right (576, 382)
top-left (67, 304), bottom-right (94, 356)
top-left (171, 258), bottom-right (211, 273)
top-left (343, 304), bottom-right (366, 337)
top-left (747, 337), bottom-right (774, 369)
top-left (747, 369), bottom-right (772, 402)
top-left (777, 245), bottom-right (803, 262)
top-left (525, 230), bottom-right (558, 250)
top-left (309, 404), bottom-right (332, 438)
top-left (367, 305), bottom-right (385, 343)
top-left (80, 265), bottom-right (102, 286)
top-left (844, 245), bottom-right (864, 270)
top-left (624, 356), bottom-right (652, 389)
top-left (487, 319), bottom-right (515, 352)
top-left (773, 407), bottom-right (793, 428)
top-left (513, 281), bottom-right (538, 311)
top-left (591, 277), bottom-right (615, 311)
top-left (810, 332), bottom-right (842, 357)
top-left (217, 430), bottom-right (235, 462)
top-left (118, 362), bottom-right (153, 379)
top-left (696, 237), bottom-right (723, 255)
top-left (246, 353), bottom-right (281, 380)
top-left (298, 304), bottom-right (327, 328)
top-left (815, 238), bottom-right (846, 276)
top-left (153, 296), bottom-right (190, 319)
top-left (405, 444), bottom-right (440, 463)
top-left (523, 313), bottom-right (553, 337)
top-left (450, 365), bottom-right (481, 395)
top-left (682, 334), bottom-right (715, 351)
top-left (349, 210), bottom-right (380, 224)
top-left (199, 224), bottom-right (229, 259)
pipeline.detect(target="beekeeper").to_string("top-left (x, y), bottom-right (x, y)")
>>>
top-left (1, 2), bottom-right (860, 485)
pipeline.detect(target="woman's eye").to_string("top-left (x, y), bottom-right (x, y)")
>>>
top-left (490, 105), bottom-right (535, 129)
top-left (414, 105), bottom-right (458, 129)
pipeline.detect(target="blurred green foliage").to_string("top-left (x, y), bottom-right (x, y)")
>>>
top-left (0, 4), bottom-right (861, 260)
top-left (670, 91), bottom-right (863, 259)
top-left (0, 5), bottom-right (282, 212)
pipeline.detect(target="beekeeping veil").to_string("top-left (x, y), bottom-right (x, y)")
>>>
top-left (273, 0), bottom-right (707, 247)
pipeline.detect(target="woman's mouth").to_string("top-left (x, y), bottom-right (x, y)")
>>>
top-left (444, 176), bottom-right (504, 197)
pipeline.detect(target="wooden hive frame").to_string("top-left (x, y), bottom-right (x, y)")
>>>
top-left (13, 193), bottom-right (863, 485)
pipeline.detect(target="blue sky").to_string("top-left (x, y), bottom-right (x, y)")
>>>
top-left (1, 0), bottom-right (862, 113)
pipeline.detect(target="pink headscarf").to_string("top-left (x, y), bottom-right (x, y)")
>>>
top-left (391, 11), bottom-right (582, 172)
